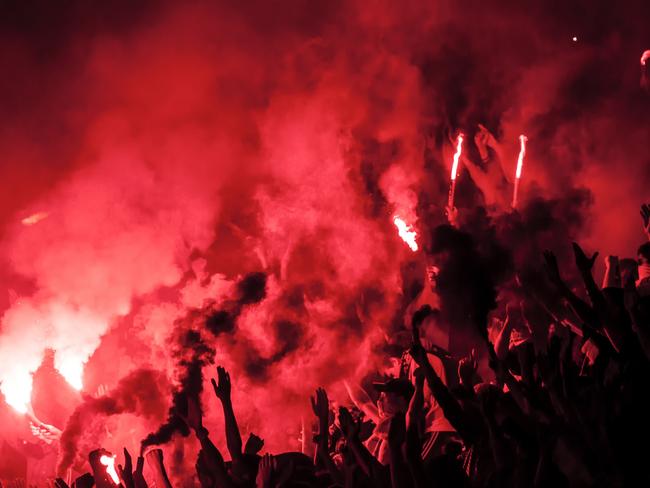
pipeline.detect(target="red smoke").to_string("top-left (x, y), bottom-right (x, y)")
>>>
top-left (0, 0), bottom-right (648, 482)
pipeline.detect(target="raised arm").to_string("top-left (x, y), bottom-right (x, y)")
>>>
top-left (182, 396), bottom-right (235, 488)
top-left (310, 387), bottom-right (343, 485)
top-left (211, 366), bottom-right (243, 463)
top-left (409, 341), bottom-right (478, 444)
top-left (145, 449), bottom-right (173, 488)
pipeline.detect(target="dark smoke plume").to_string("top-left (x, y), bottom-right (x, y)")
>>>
top-left (205, 271), bottom-right (267, 337)
top-left (57, 368), bottom-right (168, 475)
top-left (140, 328), bottom-right (215, 451)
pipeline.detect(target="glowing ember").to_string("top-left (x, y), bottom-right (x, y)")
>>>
top-left (100, 455), bottom-right (120, 485)
top-left (393, 216), bottom-right (418, 252)
top-left (21, 211), bottom-right (49, 226)
top-left (512, 134), bottom-right (528, 208)
top-left (448, 133), bottom-right (464, 208)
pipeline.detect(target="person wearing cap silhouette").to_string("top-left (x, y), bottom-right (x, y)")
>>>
top-left (362, 377), bottom-right (414, 465)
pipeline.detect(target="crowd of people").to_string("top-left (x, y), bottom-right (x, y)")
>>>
top-left (43, 202), bottom-right (650, 488)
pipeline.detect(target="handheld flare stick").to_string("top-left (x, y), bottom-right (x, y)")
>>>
top-left (512, 134), bottom-right (528, 209)
top-left (448, 134), bottom-right (464, 209)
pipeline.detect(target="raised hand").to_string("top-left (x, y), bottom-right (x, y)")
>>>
top-left (474, 123), bottom-right (499, 161)
top-left (132, 454), bottom-right (148, 488)
top-left (458, 348), bottom-right (478, 387)
top-left (338, 406), bottom-right (361, 440)
top-left (211, 366), bottom-right (232, 402)
top-left (310, 387), bottom-right (329, 424)
top-left (572, 242), bottom-right (599, 273)
top-left (244, 433), bottom-right (264, 455)
top-left (117, 447), bottom-right (134, 488)
top-left (256, 453), bottom-right (276, 488)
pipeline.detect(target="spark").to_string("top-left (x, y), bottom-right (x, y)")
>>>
top-left (393, 216), bottom-right (418, 252)
top-left (572, 36), bottom-right (577, 42)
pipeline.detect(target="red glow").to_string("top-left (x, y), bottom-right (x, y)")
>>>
top-left (641, 50), bottom-right (650, 66)
top-left (393, 216), bottom-right (418, 252)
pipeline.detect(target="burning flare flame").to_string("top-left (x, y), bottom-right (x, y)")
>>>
top-left (450, 133), bottom-right (465, 181)
top-left (393, 216), bottom-right (418, 252)
top-left (515, 134), bottom-right (528, 179)
top-left (447, 133), bottom-right (464, 208)
top-left (100, 454), bottom-right (120, 485)
top-left (512, 134), bottom-right (528, 208)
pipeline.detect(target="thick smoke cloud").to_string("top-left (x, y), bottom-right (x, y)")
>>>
top-left (57, 368), bottom-right (168, 475)
top-left (0, 0), bottom-right (647, 474)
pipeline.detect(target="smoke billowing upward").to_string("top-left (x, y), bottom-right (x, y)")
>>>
top-left (0, 0), bottom-right (647, 473)
top-left (57, 368), bottom-right (168, 475)
top-left (140, 328), bottom-right (215, 451)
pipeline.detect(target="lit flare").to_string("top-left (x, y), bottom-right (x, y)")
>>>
top-left (448, 134), bottom-right (464, 208)
top-left (512, 134), bottom-right (528, 208)
top-left (393, 216), bottom-right (418, 252)
top-left (100, 455), bottom-right (120, 485)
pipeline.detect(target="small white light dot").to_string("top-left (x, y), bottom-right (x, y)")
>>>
top-left (572, 36), bottom-right (577, 42)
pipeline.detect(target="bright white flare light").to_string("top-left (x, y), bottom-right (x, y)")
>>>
top-left (1, 370), bottom-right (33, 413)
top-left (515, 134), bottom-right (528, 179)
top-left (450, 134), bottom-right (465, 181)
top-left (54, 356), bottom-right (84, 391)
top-left (393, 216), bottom-right (418, 252)
top-left (100, 455), bottom-right (120, 485)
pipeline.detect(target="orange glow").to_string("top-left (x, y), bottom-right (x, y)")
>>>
top-left (393, 216), bottom-right (418, 252)
top-left (100, 455), bottom-right (120, 485)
